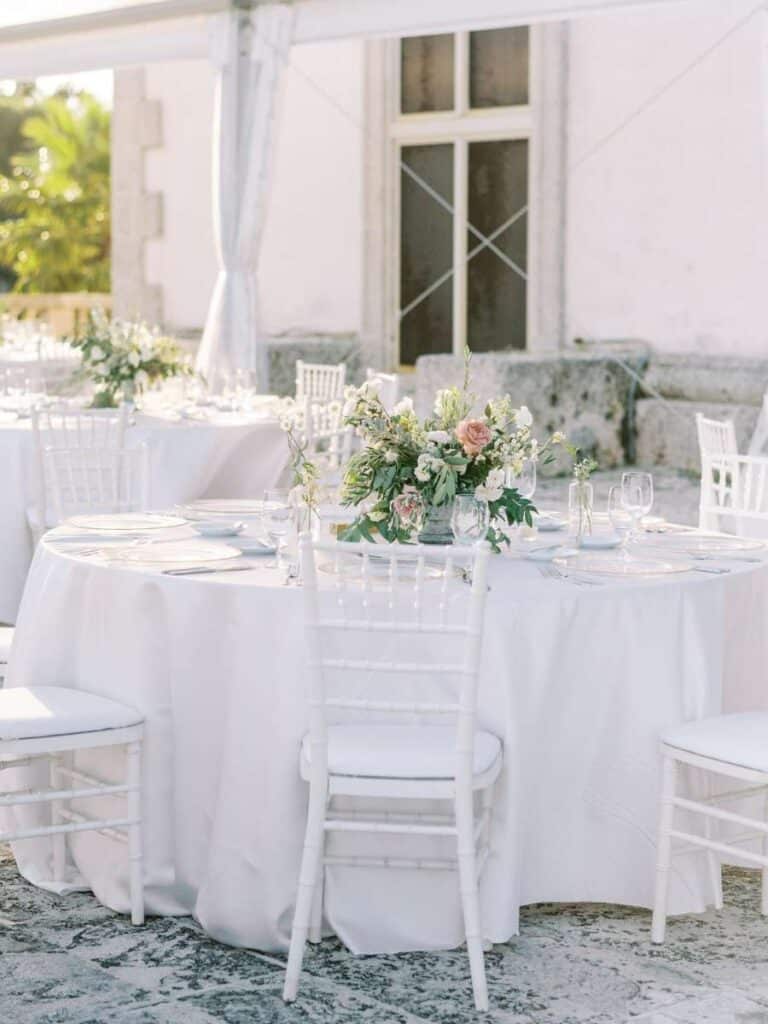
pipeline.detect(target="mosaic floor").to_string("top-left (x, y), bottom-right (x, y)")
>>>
top-left (1, 843), bottom-right (766, 1024)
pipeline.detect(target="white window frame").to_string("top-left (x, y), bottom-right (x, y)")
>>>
top-left (362, 24), bottom-right (568, 371)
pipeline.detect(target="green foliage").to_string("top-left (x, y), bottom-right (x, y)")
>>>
top-left (0, 90), bottom-right (110, 293)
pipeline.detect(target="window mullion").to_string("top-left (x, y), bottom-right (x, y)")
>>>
top-left (452, 137), bottom-right (468, 356)
top-left (455, 31), bottom-right (469, 116)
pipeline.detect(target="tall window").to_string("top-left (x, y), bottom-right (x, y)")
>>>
top-left (394, 29), bottom-right (530, 366)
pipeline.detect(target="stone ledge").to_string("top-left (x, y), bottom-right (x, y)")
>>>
top-left (635, 398), bottom-right (760, 473)
top-left (643, 353), bottom-right (768, 405)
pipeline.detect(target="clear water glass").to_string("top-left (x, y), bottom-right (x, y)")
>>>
top-left (505, 459), bottom-right (536, 500)
top-left (264, 488), bottom-right (294, 561)
top-left (451, 496), bottom-right (490, 546)
top-left (608, 484), bottom-right (633, 555)
top-left (621, 471), bottom-right (654, 539)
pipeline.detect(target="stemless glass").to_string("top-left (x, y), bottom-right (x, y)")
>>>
top-left (505, 459), bottom-right (537, 500)
top-left (608, 484), bottom-right (634, 556)
top-left (621, 471), bottom-right (654, 540)
top-left (451, 496), bottom-right (490, 546)
top-left (264, 488), bottom-right (294, 561)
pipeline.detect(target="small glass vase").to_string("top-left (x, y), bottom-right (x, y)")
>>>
top-left (418, 501), bottom-right (455, 545)
top-left (568, 480), bottom-right (594, 542)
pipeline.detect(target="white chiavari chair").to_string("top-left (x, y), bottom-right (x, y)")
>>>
top-left (0, 686), bottom-right (145, 924)
top-left (652, 712), bottom-right (768, 943)
top-left (749, 392), bottom-right (768, 457)
top-left (699, 453), bottom-right (768, 537)
top-left (696, 412), bottom-right (738, 462)
top-left (44, 445), bottom-right (149, 523)
top-left (283, 537), bottom-right (499, 1012)
top-left (29, 405), bottom-right (129, 536)
top-left (295, 360), bottom-right (346, 404)
top-left (365, 368), bottom-right (400, 411)
top-left (0, 627), bottom-right (14, 687)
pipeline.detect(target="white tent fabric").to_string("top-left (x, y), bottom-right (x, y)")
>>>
top-left (194, 5), bottom-right (293, 388)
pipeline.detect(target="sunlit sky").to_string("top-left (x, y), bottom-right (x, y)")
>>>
top-left (0, 70), bottom-right (113, 107)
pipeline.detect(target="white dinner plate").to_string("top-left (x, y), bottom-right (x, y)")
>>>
top-left (179, 499), bottom-right (275, 518)
top-left (230, 538), bottom-right (277, 556)
top-left (114, 541), bottom-right (243, 565)
top-left (580, 533), bottom-right (622, 550)
top-left (66, 513), bottom-right (187, 532)
top-left (644, 533), bottom-right (765, 554)
top-left (555, 554), bottom-right (693, 577)
top-left (534, 512), bottom-right (566, 532)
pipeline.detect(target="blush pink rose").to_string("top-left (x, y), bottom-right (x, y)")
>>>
top-left (455, 418), bottom-right (492, 456)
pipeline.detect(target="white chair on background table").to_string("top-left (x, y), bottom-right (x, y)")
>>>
top-left (652, 712), bottom-right (768, 942)
top-left (295, 360), bottom-right (346, 405)
top-left (365, 368), bottom-right (399, 411)
top-left (283, 537), bottom-right (499, 1012)
top-left (699, 452), bottom-right (768, 537)
top-left (45, 444), bottom-right (149, 523)
top-left (0, 627), bottom-right (14, 686)
top-left (0, 686), bottom-right (145, 924)
top-left (29, 405), bottom-right (129, 537)
top-left (749, 392), bottom-right (768, 457)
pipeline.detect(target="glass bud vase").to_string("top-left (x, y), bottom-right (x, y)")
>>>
top-left (418, 501), bottom-right (455, 545)
top-left (568, 480), bottom-right (594, 542)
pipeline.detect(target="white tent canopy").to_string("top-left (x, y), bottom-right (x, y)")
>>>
top-left (0, 0), bottom-right (709, 384)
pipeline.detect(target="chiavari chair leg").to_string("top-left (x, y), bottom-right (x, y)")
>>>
top-left (455, 786), bottom-right (488, 1012)
top-left (651, 755), bottom-right (677, 944)
top-left (284, 782), bottom-right (327, 1001)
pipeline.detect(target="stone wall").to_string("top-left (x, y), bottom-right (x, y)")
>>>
top-left (266, 336), bottom-right (363, 396)
top-left (415, 350), bottom-right (646, 473)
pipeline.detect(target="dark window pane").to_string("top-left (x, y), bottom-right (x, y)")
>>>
top-left (470, 27), bottom-right (529, 108)
top-left (467, 140), bottom-right (527, 352)
top-left (401, 35), bottom-right (454, 114)
top-left (400, 144), bottom-right (454, 366)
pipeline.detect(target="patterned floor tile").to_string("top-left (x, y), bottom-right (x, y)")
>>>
top-left (21, 914), bottom-right (280, 1000)
top-left (0, 952), bottom-right (150, 1024)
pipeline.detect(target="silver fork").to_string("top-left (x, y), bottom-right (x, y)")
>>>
top-left (537, 563), bottom-right (602, 587)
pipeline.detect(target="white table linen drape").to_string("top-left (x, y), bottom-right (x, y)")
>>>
top-left (6, 543), bottom-right (768, 954)
top-left (195, 6), bottom-right (293, 390)
top-left (0, 415), bottom-right (287, 623)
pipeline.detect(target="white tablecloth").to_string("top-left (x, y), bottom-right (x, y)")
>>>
top-left (7, 533), bottom-right (768, 954)
top-left (0, 413), bottom-right (288, 623)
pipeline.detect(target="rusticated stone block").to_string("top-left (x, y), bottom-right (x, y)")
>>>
top-left (635, 399), bottom-right (760, 472)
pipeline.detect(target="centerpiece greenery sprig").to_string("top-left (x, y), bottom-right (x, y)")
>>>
top-left (339, 349), bottom-right (566, 551)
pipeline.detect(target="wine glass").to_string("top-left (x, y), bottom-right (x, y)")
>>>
top-left (621, 471), bottom-right (654, 541)
top-left (451, 496), bottom-right (490, 546)
top-left (505, 459), bottom-right (536, 500)
top-left (608, 484), bottom-right (634, 557)
top-left (264, 488), bottom-right (294, 562)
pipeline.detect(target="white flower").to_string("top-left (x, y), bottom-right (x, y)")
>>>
top-left (368, 508), bottom-right (387, 522)
top-left (486, 468), bottom-right (505, 491)
top-left (475, 481), bottom-right (503, 503)
top-left (89, 345), bottom-right (106, 362)
top-left (415, 467), bottom-right (431, 482)
top-left (515, 405), bottom-right (533, 428)
top-left (128, 349), bottom-right (141, 368)
top-left (552, 431), bottom-right (566, 444)
top-left (428, 456), bottom-right (444, 472)
top-left (393, 396), bottom-right (414, 416)
top-left (134, 370), bottom-right (150, 392)
top-left (361, 379), bottom-right (382, 398)
top-left (342, 397), bottom-right (357, 418)
top-left (384, 450), bottom-right (398, 464)
top-left (426, 430), bottom-right (450, 444)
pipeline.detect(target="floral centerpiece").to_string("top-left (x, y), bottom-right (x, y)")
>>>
top-left (68, 308), bottom-right (191, 408)
top-left (339, 354), bottom-right (565, 550)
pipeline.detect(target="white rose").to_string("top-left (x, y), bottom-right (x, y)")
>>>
top-left (426, 430), bottom-right (450, 443)
top-left (475, 482), bottom-right (503, 503)
top-left (486, 468), bottom-right (505, 491)
top-left (384, 450), bottom-right (398, 464)
top-left (128, 350), bottom-right (141, 368)
top-left (89, 345), bottom-right (106, 362)
top-left (516, 405), bottom-right (533, 428)
top-left (393, 396), bottom-right (414, 416)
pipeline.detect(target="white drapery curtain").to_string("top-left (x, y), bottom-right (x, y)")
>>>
top-left (195, 4), bottom-right (293, 389)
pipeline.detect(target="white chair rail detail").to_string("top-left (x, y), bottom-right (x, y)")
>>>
top-left (283, 535), bottom-right (499, 1012)
top-left (699, 452), bottom-right (768, 535)
top-left (295, 360), bottom-right (347, 404)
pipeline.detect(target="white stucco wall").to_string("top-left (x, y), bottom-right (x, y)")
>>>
top-left (565, 0), bottom-right (768, 355)
top-left (139, 4), bottom-right (767, 358)
top-left (142, 40), bottom-right (364, 336)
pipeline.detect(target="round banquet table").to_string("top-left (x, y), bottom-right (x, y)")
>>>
top-left (0, 411), bottom-right (288, 623)
top-left (5, 531), bottom-right (768, 955)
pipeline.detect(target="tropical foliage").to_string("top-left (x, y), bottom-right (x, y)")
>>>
top-left (0, 89), bottom-right (110, 293)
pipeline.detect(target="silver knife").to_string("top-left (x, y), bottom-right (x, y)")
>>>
top-left (163, 564), bottom-right (254, 576)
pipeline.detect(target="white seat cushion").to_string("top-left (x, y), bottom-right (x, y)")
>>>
top-left (301, 724), bottom-right (501, 779)
top-left (0, 627), bottom-right (14, 663)
top-left (663, 712), bottom-right (768, 773)
top-left (0, 687), bottom-right (142, 741)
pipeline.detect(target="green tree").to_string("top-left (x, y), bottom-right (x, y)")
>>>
top-left (0, 90), bottom-right (110, 293)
